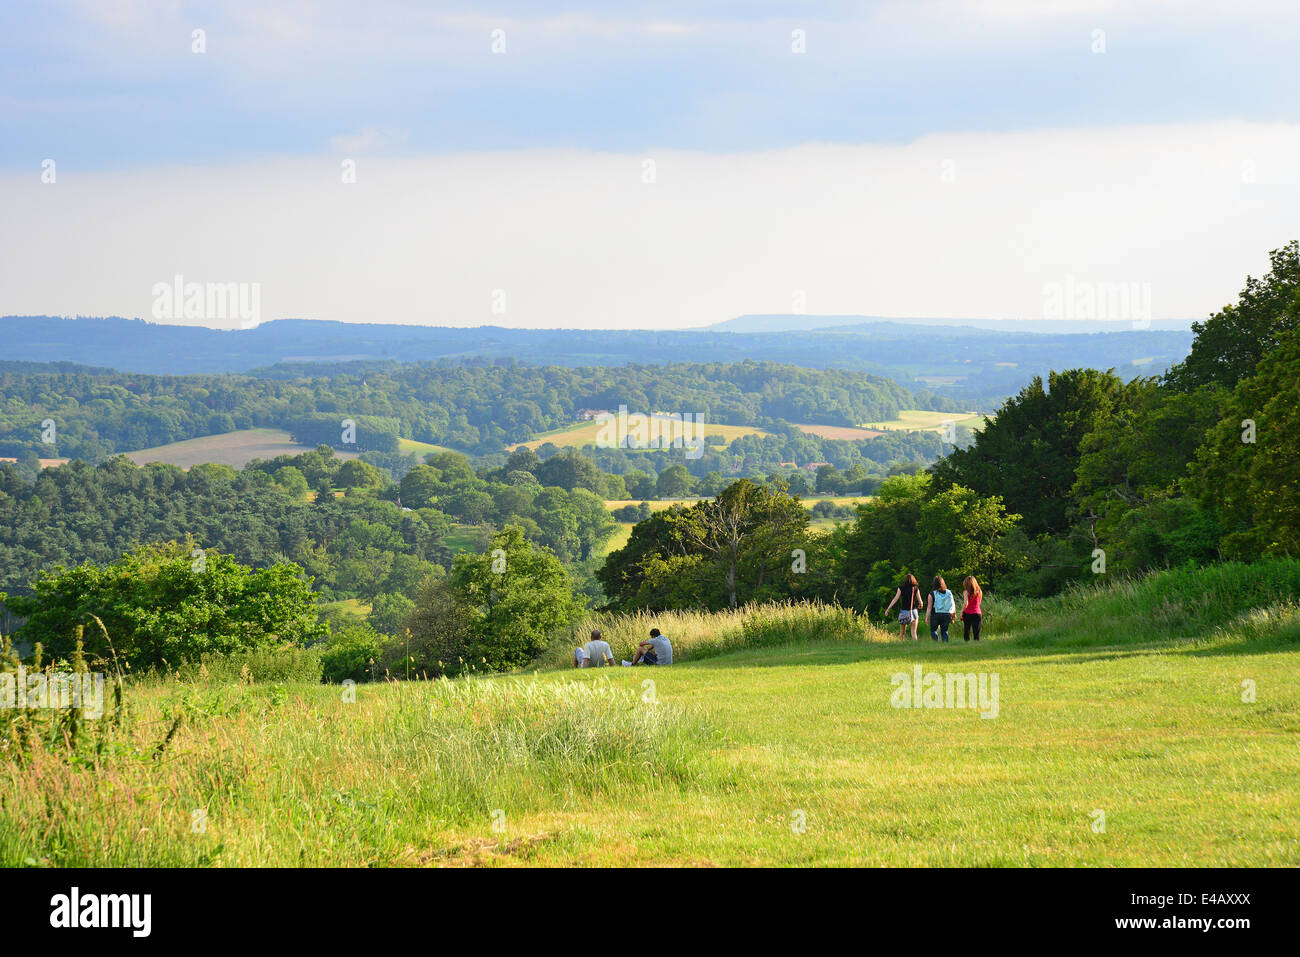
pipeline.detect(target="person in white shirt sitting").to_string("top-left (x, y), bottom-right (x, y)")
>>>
top-left (580, 629), bottom-right (615, 667)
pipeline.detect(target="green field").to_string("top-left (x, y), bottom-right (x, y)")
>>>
top-left (606, 495), bottom-right (869, 533)
top-left (598, 522), bottom-right (634, 557)
top-left (441, 525), bottom-right (488, 554)
top-left (397, 437), bottom-right (451, 457)
top-left (125, 428), bottom-right (359, 469)
top-left (859, 410), bottom-right (989, 433)
top-left (5, 562), bottom-right (1297, 867)
top-left (319, 598), bottom-right (371, 622)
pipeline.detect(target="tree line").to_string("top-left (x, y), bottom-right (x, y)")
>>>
top-left (601, 241), bottom-right (1300, 607)
top-left (5, 241), bottom-right (1292, 680)
top-left (0, 358), bottom-right (953, 462)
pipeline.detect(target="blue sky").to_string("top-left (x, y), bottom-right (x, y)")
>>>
top-left (2, 1), bottom-right (1299, 328)
top-left (5, 0), bottom-right (1298, 165)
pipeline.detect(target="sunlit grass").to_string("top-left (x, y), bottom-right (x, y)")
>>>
top-left (396, 437), bottom-right (450, 457)
top-left (513, 419), bottom-right (768, 451)
top-left (3, 562), bottom-right (1297, 867)
top-left (858, 409), bottom-right (988, 433)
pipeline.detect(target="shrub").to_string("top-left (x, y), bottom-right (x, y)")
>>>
top-left (401, 526), bottom-right (579, 677)
top-left (7, 543), bottom-right (326, 672)
top-left (320, 625), bottom-right (383, 683)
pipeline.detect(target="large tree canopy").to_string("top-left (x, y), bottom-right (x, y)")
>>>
top-left (1191, 325), bottom-right (1300, 558)
top-left (1164, 240), bottom-right (1300, 393)
top-left (930, 368), bottom-right (1125, 536)
top-left (598, 479), bottom-right (811, 611)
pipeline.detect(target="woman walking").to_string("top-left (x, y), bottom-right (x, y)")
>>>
top-left (961, 575), bottom-right (983, 642)
top-left (885, 573), bottom-right (924, 640)
top-left (926, 576), bottom-right (955, 642)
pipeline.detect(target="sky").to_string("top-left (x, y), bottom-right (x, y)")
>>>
top-left (2, 0), bottom-right (1298, 329)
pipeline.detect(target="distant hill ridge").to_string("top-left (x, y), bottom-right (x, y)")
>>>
top-left (705, 314), bottom-right (1197, 334)
top-left (0, 315), bottom-right (1194, 409)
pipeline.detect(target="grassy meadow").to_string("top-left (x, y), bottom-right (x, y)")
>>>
top-left (396, 437), bottom-right (451, 457)
top-left (511, 418), bottom-right (768, 451)
top-left (859, 409), bottom-right (988, 433)
top-left (603, 497), bottom-right (702, 511)
top-left (792, 423), bottom-right (884, 440)
top-left (3, 562), bottom-right (1298, 867)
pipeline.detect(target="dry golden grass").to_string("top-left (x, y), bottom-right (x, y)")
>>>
top-left (124, 428), bottom-right (359, 469)
top-left (792, 423), bottom-right (884, 440)
top-left (511, 419), bottom-right (767, 451)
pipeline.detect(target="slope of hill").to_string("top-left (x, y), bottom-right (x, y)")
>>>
top-left (0, 357), bottom-right (938, 462)
top-left (124, 428), bottom-right (358, 469)
top-left (512, 418), bottom-right (769, 451)
top-left (6, 561), bottom-right (1295, 867)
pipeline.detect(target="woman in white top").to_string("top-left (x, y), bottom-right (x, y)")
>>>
top-left (926, 576), bottom-right (956, 643)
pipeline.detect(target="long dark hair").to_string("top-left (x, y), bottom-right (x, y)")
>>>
top-left (902, 573), bottom-right (918, 590)
top-left (932, 576), bottom-right (947, 593)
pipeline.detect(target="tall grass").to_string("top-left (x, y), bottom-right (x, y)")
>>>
top-left (5, 561), bottom-right (1298, 866)
top-left (541, 600), bottom-right (892, 668)
top-left (541, 559), bottom-right (1300, 666)
top-left (1006, 558), bottom-right (1300, 648)
top-left (0, 673), bottom-right (712, 866)
top-left (139, 645), bottom-right (323, 685)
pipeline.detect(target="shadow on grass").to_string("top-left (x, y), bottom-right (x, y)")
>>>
top-left (673, 629), bottom-right (1300, 671)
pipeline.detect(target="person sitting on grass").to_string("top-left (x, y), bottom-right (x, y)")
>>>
top-left (581, 629), bottom-right (615, 667)
top-left (627, 627), bottom-right (673, 666)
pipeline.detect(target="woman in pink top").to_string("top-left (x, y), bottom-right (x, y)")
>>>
top-left (961, 576), bottom-right (983, 642)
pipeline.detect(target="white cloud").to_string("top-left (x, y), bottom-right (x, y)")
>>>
top-left (2, 121), bottom-right (1297, 330)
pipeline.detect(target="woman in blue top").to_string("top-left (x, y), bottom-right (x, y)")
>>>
top-left (926, 576), bottom-right (955, 643)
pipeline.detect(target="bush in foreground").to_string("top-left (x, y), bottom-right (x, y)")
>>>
top-left (5, 543), bottom-right (326, 671)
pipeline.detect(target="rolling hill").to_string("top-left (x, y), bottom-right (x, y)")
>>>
top-left (0, 316), bottom-right (1193, 410)
top-left (124, 428), bottom-right (358, 469)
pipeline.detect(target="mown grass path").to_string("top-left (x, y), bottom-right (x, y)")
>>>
top-left (522, 638), bottom-right (1298, 866)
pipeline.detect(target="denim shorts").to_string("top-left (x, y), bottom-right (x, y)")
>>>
top-left (898, 609), bottom-right (918, 623)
